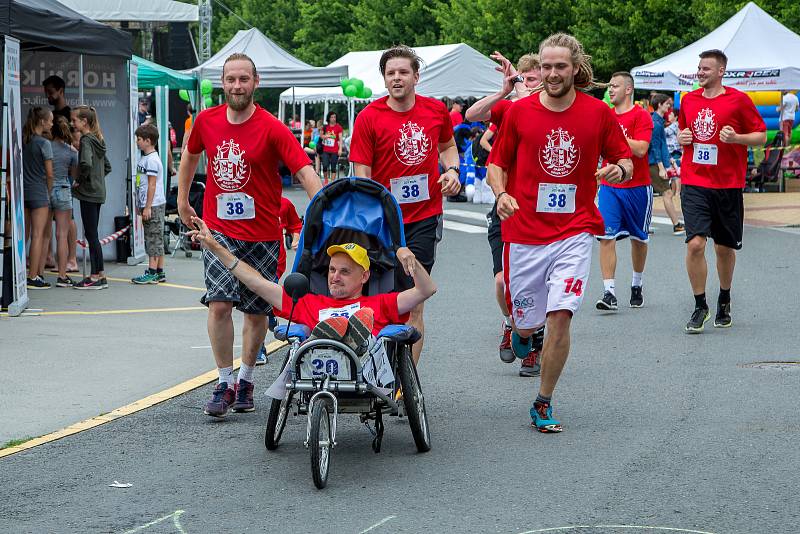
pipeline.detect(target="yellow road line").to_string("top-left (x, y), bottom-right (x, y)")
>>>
top-left (0, 340), bottom-right (287, 459)
top-left (1, 306), bottom-right (206, 317)
top-left (103, 276), bottom-right (206, 291)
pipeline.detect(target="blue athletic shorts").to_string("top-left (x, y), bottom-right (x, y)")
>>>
top-left (597, 184), bottom-right (653, 242)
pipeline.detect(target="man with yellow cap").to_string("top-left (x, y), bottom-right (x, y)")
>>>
top-left (190, 216), bottom-right (436, 407)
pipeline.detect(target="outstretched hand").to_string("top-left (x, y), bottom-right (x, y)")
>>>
top-left (187, 216), bottom-right (215, 249)
top-left (396, 246), bottom-right (417, 276)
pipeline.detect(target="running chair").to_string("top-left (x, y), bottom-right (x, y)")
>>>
top-left (747, 132), bottom-right (785, 192)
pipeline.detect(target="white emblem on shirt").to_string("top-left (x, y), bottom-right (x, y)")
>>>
top-left (539, 127), bottom-right (579, 178)
top-left (212, 139), bottom-right (250, 191)
top-left (692, 108), bottom-right (717, 142)
top-left (394, 121), bottom-right (431, 166)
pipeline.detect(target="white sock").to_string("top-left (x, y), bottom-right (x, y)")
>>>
top-left (603, 279), bottom-right (616, 296)
top-left (237, 363), bottom-right (255, 384)
top-left (218, 366), bottom-right (234, 387)
top-left (503, 315), bottom-right (512, 327)
top-left (632, 272), bottom-right (643, 288)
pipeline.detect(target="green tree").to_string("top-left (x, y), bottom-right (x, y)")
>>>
top-left (436, 0), bottom-right (574, 65)
top-left (293, 0), bottom-right (357, 64)
top-left (347, 0), bottom-right (441, 51)
top-left (212, 0), bottom-right (302, 54)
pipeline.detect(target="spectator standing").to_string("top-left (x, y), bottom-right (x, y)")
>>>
top-left (778, 90), bottom-right (798, 144)
top-left (449, 99), bottom-right (464, 127)
top-left (71, 105), bottom-right (112, 290)
top-left (137, 98), bottom-right (149, 126)
top-left (649, 93), bottom-right (684, 234)
top-left (49, 116), bottom-right (78, 287)
top-left (131, 124), bottom-right (167, 285)
top-left (42, 75), bottom-right (71, 133)
top-left (22, 107), bottom-right (54, 289)
top-left (321, 112), bottom-right (343, 184)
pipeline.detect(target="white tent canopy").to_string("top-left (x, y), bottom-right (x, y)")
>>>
top-left (280, 43), bottom-right (502, 105)
top-left (57, 0), bottom-right (198, 22)
top-left (632, 2), bottom-right (800, 91)
top-left (183, 28), bottom-right (348, 88)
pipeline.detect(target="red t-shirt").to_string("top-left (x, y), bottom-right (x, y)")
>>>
top-left (187, 104), bottom-right (311, 241)
top-left (602, 105), bottom-right (653, 188)
top-left (276, 197), bottom-right (303, 278)
top-left (450, 109), bottom-right (463, 127)
top-left (275, 291), bottom-right (409, 336)
top-left (492, 92), bottom-right (632, 245)
top-left (486, 99), bottom-right (513, 166)
top-left (490, 99), bottom-right (513, 128)
top-left (349, 95), bottom-right (454, 224)
top-left (322, 123), bottom-right (343, 154)
top-left (678, 87), bottom-right (766, 189)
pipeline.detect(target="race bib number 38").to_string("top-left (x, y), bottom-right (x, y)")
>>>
top-left (536, 183), bottom-right (576, 213)
top-left (692, 143), bottom-right (718, 165)
top-left (217, 192), bottom-right (256, 220)
top-left (390, 174), bottom-right (430, 204)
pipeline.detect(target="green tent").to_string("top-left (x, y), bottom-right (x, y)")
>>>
top-left (133, 55), bottom-right (196, 90)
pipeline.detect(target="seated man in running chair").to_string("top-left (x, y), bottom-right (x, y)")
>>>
top-left (190, 217), bottom-right (436, 391)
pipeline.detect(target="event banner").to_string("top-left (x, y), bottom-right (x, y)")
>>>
top-left (129, 61), bottom-right (145, 261)
top-left (3, 37), bottom-right (29, 316)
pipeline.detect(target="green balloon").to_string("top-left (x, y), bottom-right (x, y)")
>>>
top-left (350, 78), bottom-right (364, 92)
top-left (359, 87), bottom-right (372, 99)
top-left (692, 81), bottom-right (700, 90)
top-left (178, 89), bottom-right (190, 102)
top-left (340, 78), bottom-right (350, 90)
top-left (308, 141), bottom-right (317, 149)
top-left (343, 84), bottom-right (358, 98)
top-left (201, 79), bottom-right (213, 95)
top-left (204, 96), bottom-right (214, 108)
top-left (602, 88), bottom-right (612, 107)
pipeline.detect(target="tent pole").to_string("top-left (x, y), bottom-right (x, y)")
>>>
top-left (323, 100), bottom-right (329, 121)
top-left (78, 55), bottom-right (85, 104)
top-left (291, 87), bottom-right (296, 127)
top-left (300, 102), bottom-right (305, 135)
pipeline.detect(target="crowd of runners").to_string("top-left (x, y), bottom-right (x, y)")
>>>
top-left (177, 32), bottom-right (765, 434)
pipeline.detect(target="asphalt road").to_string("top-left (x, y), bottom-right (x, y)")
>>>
top-left (2, 197), bottom-right (799, 534)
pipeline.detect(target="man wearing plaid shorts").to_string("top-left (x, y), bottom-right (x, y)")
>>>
top-left (177, 53), bottom-right (322, 417)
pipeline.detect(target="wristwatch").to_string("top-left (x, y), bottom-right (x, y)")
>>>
top-left (446, 165), bottom-right (460, 176)
top-left (511, 74), bottom-right (525, 84)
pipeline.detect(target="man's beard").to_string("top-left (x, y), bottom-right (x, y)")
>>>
top-left (225, 90), bottom-right (254, 111)
top-left (544, 75), bottom-right (574, 98)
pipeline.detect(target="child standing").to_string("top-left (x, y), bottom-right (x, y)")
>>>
top-left (131, 124), bottom-right (167, 284)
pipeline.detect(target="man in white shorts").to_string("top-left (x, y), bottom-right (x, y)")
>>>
top-left (488, 33), bottom-right (632, 433)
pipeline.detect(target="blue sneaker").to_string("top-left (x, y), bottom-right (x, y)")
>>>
top-left (511, 331), bottom-right (532, 359)
top-left (530, 401), bottom-right (563, 433)
top-left (255, 344), bottom-right (268, 366)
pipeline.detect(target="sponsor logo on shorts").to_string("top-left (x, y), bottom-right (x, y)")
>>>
top-left (692, 108), bottom-right (717, 142)
top-left (540, 127), bottom-right (579, 177)
top-left (514, 296), bottom-right (534, 309)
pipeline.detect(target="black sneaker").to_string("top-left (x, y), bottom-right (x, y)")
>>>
top-left (596, 291), bottom-right (618, 311)
top-left (673, 223), bottom-right (686, 235)
top-left (27, 276), bottom-right (51, 289)
top-left (714, 302), bottom-right (732, 328)
top-left (56, 276), bottom-right (75, 288)
top-left (100, 277), bottom-right (109, 289)
top-left (685, 306), bottom-right (710, 334)
top-left (630, 286), bottom-right (643, 308)
top-left (73, 277), bottom-right (104, 290)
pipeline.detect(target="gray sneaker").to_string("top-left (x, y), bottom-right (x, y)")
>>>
top-left (596, 291), bottom-right (618, 311)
